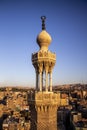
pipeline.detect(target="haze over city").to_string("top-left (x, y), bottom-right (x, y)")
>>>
top-left (0, 0), bottom-right (87, 87)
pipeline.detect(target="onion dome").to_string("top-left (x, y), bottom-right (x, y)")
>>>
top-left (37, 16), bottom-right (52, 51)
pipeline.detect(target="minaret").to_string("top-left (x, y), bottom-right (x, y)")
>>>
top-left (32, 16), bottom-right (56, 92)
top-left (30, 16), bottom-right (60, 130)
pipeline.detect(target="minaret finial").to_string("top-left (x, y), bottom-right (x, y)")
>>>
top-left (41, 16), bottom-right (46, 30)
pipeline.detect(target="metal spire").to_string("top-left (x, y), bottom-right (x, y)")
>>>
top-left (41, 16), bottom-right (46, 30)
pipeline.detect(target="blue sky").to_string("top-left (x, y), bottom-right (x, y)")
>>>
top-left (0, 0), bottom-right (87, 87)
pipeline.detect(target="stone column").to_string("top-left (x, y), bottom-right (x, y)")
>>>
top-left (45, 70), bottom-right (48, 92)
top-left (42, 72), bottom-right (43, 91)
top-left (50, 71), bottom-right (52, 91)
top-left (39, 63), bottom-right (43, 92)
top-left (36, 70), bottom-right (38, 90)
top-left (39, 72), bottom-right (42, 91)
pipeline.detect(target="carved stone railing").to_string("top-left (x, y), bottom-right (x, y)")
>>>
top-left (32, 51), bottom-right (56, 63)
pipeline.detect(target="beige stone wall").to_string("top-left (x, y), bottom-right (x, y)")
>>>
top-left (29, 92), bottom-right (60, 130)
top-left (35, 92), bottom-right (60, 105)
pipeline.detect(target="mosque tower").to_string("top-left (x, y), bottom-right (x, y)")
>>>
top-left (32, 16), bottom-right (56, 92)
top-left (29, 16), bottom-right (60, 130)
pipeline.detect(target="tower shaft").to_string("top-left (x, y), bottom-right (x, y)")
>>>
top-left (29, 92), bottom-right (60, 130)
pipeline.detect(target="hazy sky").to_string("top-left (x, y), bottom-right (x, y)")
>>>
top-left (0, 0), bottom-right (87, 87)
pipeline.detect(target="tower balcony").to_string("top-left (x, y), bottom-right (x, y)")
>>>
top-left (32, 51), bottom-right (56, 64)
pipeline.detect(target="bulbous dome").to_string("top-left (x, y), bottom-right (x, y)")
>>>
top-left (37, 30), bottom-right (52, 51)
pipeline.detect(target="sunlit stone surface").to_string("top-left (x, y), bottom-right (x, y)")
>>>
top-left (29, 16), bottom-right (60, 130)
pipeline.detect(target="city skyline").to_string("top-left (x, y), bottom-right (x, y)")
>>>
top-left (0, 0), bottom-right (87, 87)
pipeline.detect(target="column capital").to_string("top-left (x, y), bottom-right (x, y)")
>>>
top-left (38, 62), bottom-right (43, 73)
top-left (48, 66), bottom-right (53, 73)
top-left (44, 61), bottom-right (49, 72)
